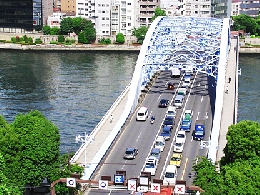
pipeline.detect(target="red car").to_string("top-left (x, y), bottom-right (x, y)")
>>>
top-left (167, 82), bottom-right (174, 90)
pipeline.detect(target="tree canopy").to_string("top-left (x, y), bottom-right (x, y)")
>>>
top-left (232, 14), bottom-right (259, 35)
top-left (192, 120), bottom-right (260, 195)
top-left (116, 33), bottom-right (125, 44)
top-left (151, 7), bottom-right (166, 22)
top-left (132, 26), bottom-right (149, 44)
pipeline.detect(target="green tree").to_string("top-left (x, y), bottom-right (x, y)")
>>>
top-left (71, 17), bottom-right (90, 35)
top-left (0, 111), bottom-right (60, 194)
top-left (50, 26), bottom-right (61, 35)
top-left (232, 14), bottom-right (258, 34)
top-left (60, 17), bottom-right (74, 35)
top-left (43, 25), bottom-right (51, 35)
top-left (78, 31), bottom-right (88, 44)
top-left (151, 7), bottom-right (166, 22)
top-left (221, 120), bottom-right (260, 166)
top-left (132, 26), bottom-right (149, 44)
top-left (116, 33), bottom-right (125, 44)
top-left (82, 20), bottom-right (96, 43)
top-left (192, 157), bottom-right (224, 194)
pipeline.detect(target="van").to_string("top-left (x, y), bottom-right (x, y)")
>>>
top-left (182, 75), bottom-right (191, 88)
top-left (136, 107), bottom-right (148, 121)
top-left (163, 165), bottom-right (177, 185)
top-left (174, 95), bottom-right (184, 109)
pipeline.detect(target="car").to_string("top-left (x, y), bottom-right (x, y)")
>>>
top-left (173, 141), bottom-right (185, 153)
top-left (170, 153), bottom-right (182, 168)
top-left (167, 82), bottom-right (174, 90)
top-left (149, 148), bottom-right (161, 162)
top-left (160, 126), bottom-right (172, 141)
top-left (163, 116), bottom-right (175, 127)
top-left (176, 131), bottom-right (186, 143)
top-left (158, 99), bottom-right (170, 108)
top-left (124, 148), bottom-right (138, 159)
top-left (166, 106), bottom-right (177, 118)
top-left (154, 136), bottom-right (166, 152)
top-left (180, 119), bottom-right (192, 131)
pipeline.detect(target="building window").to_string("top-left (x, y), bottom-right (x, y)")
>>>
top-left (128, 23), bottom-right (131, 26)
top-left (102, 24), bottom-right (105, 26)
top-left (106, 4), bottom-right (109, 7)
top-left (106, 17), bottom-right (109, 20)
top-left (102, 4), bottom-right (105, 7)
top-left (102, 10), bottom-right (105, 13)
top-left (127, 3), bottom-right (131, 5)
top-left (98, 10), bottom-right (101, 13)
top-left (106, 24), bottom-right (109, 27)
top-left (102, 17), bottom-right (105, 20)
top-left (195, 11), bottom-right (198, 14)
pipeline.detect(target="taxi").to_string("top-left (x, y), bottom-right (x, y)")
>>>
top-left (170, 153), bottom-right (182, 168)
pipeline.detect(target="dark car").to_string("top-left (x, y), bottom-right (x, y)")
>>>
top-left (158, 99), bottom-right (170, 108)
top-left (160, 126), bottom-right (172, 141)
top-left (163, 116), bottom-right (175, 128)
top-left (124, 148), bottom-right (138, 159)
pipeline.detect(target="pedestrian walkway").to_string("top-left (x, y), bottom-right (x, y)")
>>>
top-left (216, 38), bottom-right (238, 162)
top-left (73, 88), bottom-right (130, 168)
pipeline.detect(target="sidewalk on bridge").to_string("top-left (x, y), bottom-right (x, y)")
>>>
top-left (216, 39), bottom-right (237, 162)
top-left (75, 90), bottom-right (129, 167)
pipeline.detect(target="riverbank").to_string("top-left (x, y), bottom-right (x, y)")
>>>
top-left (0, 42), bottom-right (260, 53)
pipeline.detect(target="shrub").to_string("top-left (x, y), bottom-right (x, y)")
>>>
top-left (58, 35), bottom-right (65, 43)
top-left (23, 35), bottom-right (28, 43)
top-left (28, 37), bottom-right (33, 44)
top-left (99, 38), bottom-right (111, 44)
top-left (5, 40), bottom-right (13, 43)
top-left (0, 40), bottom-right (5, 42)
top-left (11, 37), bottom-right (16, 43)
top-left (50, 41), bottom-right (58, 44)
top-left (116, 33), bottom-right (125, 44)
top-left (16, 36), bottom-right (20, 42)
top-left (35, 38), bottom-right (42, 44)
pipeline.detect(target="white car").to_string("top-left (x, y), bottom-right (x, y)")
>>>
top-left (154, 136), bottom-right (165, 152)
top-left (166, 106), bottom-right (177, 118)
top-left (173, 141), bottom-right (185, 153)
top-left (176, 131), bottom-right (186, 143)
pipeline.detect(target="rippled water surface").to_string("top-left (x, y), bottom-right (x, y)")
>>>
top-left (0, 50), bottom-right (137, 153)
top-left (238, 54), bottom-right (260, 123)
top-left (0, 51), bottom-right (257, 153)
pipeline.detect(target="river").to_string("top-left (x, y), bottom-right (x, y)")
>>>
top-left (0, 51), bottom-right (258, 153)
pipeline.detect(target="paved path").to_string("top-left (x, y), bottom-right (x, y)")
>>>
top-left (216, 38), bottom-right (238, 162)
top-left (75, 89), bottom-right (129, 167)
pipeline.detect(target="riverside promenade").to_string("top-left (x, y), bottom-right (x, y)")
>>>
top-left (216, 38), bottom-right (238, 162)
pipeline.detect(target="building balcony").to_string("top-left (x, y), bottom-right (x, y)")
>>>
top-left (139, 1), bottom-right (159, 6)
top-left (140, 7), bottom-right (156, 11)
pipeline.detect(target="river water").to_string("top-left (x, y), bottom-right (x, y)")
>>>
top-left (0, 51), bottom-right (258, 153)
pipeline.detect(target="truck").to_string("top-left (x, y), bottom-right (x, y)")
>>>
top-left (170, 68), bottom-right (181, 78)
top-left (192, 120), bottom-right (205, 140)
top-left (144, 156), bottom-right (158, 176)
top-left (180, 109), bottom-right (193, 131)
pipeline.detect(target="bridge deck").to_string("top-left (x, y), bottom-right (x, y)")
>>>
top-left (75, 90), bottom-right (129, 167)
top-left (216, 38), bottom-right (237, 162)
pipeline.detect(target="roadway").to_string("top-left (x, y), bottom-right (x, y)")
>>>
top-left (89, 71), bottom-right (213, 194)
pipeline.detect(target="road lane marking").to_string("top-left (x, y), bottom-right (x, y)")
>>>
top-left (206, 112), bottom-right (208, 119)
top-left (136, 131), bottom-right (142, 142)
top-left (181, 158), bottom-right (189, 180)
top-left (200, 96), bottom-right (203, 102)
top-left (196, 112), bottom-right (200, 120)
top-left (157, 94), bottom-right (162, 101)
top-left (121, 160), bottom-right (127, 169)
top-left (198, 83), bottom-right (200, 87)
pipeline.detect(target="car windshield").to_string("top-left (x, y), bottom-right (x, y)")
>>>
top-left (165, 117), bottom-right (173, 121)
top-left (195, 131), bottom-right (204, 135)
top-left (175, 100), bottom-right (180, 103)
top-left (175, 143), bottom-right (182, 147)
top-left (125, 151), bottom-right (133, 155)
top-left (151, 152), bottom-right (159, 157)
top-left (145, 163), bottom-right (154, 168)
top-left (167, 111), bottom-right (175, 115)
top-left (171, 157), bottom-right (180, 161)
top-left (177, 134), bottom-right (185, 138)
top-left (165, 172), bottom-right (175, 178)
top-left (155, 142), bottom-right (163, 146)
top-left (138, 113), bottom-right (144, 116)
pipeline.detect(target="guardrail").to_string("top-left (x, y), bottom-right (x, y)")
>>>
top-left (70, 83), bottom-right (131, 164)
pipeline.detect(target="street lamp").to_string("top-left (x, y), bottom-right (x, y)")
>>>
top-left (75, 133), bottom-right (94, 179)
top-left (199, 140), bottom-right (218, 150)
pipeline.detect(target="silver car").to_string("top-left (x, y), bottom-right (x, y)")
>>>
top-left (124, 148), bottom-right (138, 159)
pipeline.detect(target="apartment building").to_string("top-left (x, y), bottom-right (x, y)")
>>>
top-left (231, 0), bottom-right (241, 16)
top-left (177, 0), bottom-right (211, 17)
top-left (61, 0), bottom-right (76, 13)
top-left (42, 0), bottom-right (54, 25)
top-left (139, 0), bottom-right (160, 26)
top-left (240, 0), bottom-right (260, 17)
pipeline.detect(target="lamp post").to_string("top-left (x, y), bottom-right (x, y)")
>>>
top-left (75, 133), bottom-right (94, 179)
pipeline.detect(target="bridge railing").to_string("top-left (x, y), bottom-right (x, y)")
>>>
top-left (70, 83), bottom-right (131, 164)
top-left (207, 18), bottom-right (230, 163)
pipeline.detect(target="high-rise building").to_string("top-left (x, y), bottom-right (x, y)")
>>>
top-left (139, 0), bottom-right (160, 26)
top-left (61, 0), bottom-right (76, 13)
top-left (0, 0), bottom-right (53, 33)
top-left (231, 0), bottom-right (241, 16)
top-left (240, 0), bottom-right (260, 17)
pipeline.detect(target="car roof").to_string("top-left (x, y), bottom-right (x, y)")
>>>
top-left (172, 153), bottom-right (182, 158)
top-left (126, 148), bottom-right (135, 151)
top-left (163, 126), bottom-right (171, 130)
top-left (151, 148), bottom-right (160, 153)
top-left (165, 115), bottom-right (174, 119)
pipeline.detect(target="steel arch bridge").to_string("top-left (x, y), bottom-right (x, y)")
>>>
top-left (135, 16), bottom-right (231, 90)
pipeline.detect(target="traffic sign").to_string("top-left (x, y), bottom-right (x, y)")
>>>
top-left (151, 183), bottom-right (160, 193)
top-left (174, 184), bottom-right (186, 194)
top-left (114, 174), bottom-right (124, 184)
top-left (99, 180), bottom-right (108, 190)
top-left (128, 180), bottom-right (136, 191)
top-left (66, 178), bottom-right (76, 188)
